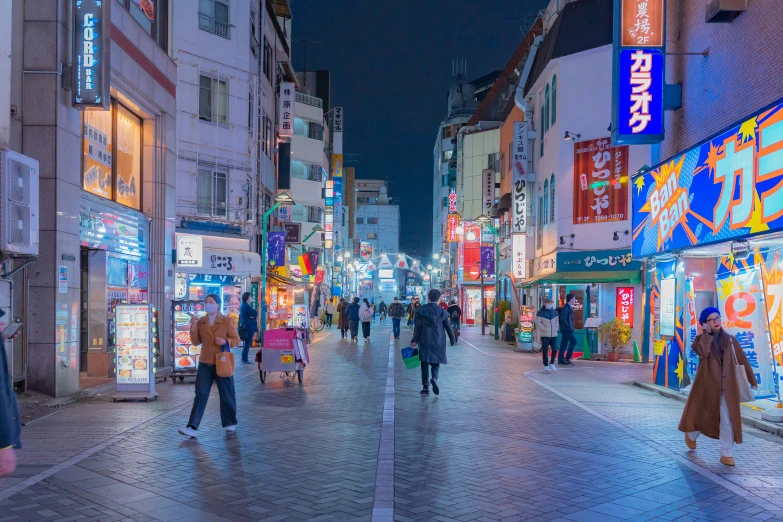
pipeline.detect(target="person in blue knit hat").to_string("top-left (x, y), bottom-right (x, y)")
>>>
top-left (678, 306), bottom-right (758, 466)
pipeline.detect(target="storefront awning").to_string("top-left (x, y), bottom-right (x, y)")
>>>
top-left (269, 273), bottom-right (301, 286)
top-left (520, 270), bottom-right (641, 287)
top-left (497, 193), bottom-right (512, 212)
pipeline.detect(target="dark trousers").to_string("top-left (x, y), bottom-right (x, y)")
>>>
top-left (349, 320), bottom-right (359, 340)
top-left (325, 313), bottom-right (333, 327)
top-left (451, 318), bottom-right (460, 330)
top-left (540, 336), bottom-right (558, 366)
top-left (187, 363), bottom-right (238, 429)
top-left (241, 337), bottom-right (252, 362)
top-left (340, 326), bottom-right (348, 338)
top-left (421, 362), bottom-right (440, 386)
top-left (362, 321), bottom-right (371, 339)
top-left (559, 331), bottom-right (577, 362)
top-left (392, 318), bottom-right (401, 338)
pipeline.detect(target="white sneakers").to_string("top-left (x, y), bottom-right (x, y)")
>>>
top-left (225, 425), bottom-right (237, 432)
top-left (178, 427), bottom-right (198, 438)
top-left (549, 364), bottom-right (557, 372)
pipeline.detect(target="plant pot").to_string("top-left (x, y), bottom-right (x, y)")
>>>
top-left (607, 352), bottom-right (620, 362)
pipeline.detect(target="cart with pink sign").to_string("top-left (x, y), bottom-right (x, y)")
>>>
top-left (255, 327), bottom-right (309, 384)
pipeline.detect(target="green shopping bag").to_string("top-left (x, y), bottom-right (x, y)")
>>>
top-left (401, 347), bottom-right (421, 370)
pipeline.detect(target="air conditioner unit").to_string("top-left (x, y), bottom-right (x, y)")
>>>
top-left (0, 150), bottom-right (39, 256)
top-left (705, 0), bottom-right (748, 23)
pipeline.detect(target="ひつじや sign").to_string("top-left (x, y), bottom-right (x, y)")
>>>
top-left (615, 287), bottom-right (634, 327)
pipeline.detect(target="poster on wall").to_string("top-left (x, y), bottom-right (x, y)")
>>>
top-left (717, 266), bottom-right (777, 398)
top-left (573, 138), bottom-right (629, 224)
top-left (659, 278), bottom-right (675, 337)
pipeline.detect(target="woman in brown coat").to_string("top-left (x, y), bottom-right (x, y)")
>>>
top-left (678, 307), bottom-right (757, 466)
top-left (337, 298), bottom-right (350, 339)
top-left (178, 293), bottom-right (241, 439)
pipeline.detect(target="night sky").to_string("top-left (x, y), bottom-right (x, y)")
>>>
top-left (292, 1), bottom-right (548, 258)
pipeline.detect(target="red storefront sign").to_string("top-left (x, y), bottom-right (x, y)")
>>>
top-left (616, 287), bottom-right (635, 327)
top-left (446, 214), bottom-right (461, 242)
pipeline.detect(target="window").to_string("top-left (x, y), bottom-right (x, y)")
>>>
top-left (82, 99), bottom-right (143, 210)
top-left (550, 174), bottom-right (555, 223)
top-left (199, 0), bottom-right (230, 39)
top-left (250, 8), bottom-right (258, 56)
top-left (197, 168), bottom-right (227, 217)
top-left (356, 217), bottom-right (364, 224)
top-left (537, 188), bottom-right (543, 246)
top-left (442, 126), bottom-right (454, 139)
top-left (545, 84), bottom-right (550, 133)
top-left (308, 206), bottom-right (322, 223)
top-left (543, 179), bottom-right (549, 225)
top-left (116, 0), bottom-right (168, 50)
top-left (248, 89), bottom-right (253, 133)
top-left (487, 153), bottom-right (500, 171)
top-left (368, 217), bottom-right (378, 225)
top-left (539, 105), bottom-right (545, 157)
top-left (500, 152), bottom-right (506, 179)
top-left (199, 75), bottom-right (228, 125)
top-left (442, 149), bottom-right (453, 162)
top-left (263, 115), bottom-right (273, 158)
top-left (551, 75), bottom-right (557, 126)
top-left (367, 233), bottom-right (377, 239)
top-left (263, 37), bottom-right (274, 81)
top-left (308, 121), bottom-right (324, 141)
top-left (309, 164), bottom-right (323, 182)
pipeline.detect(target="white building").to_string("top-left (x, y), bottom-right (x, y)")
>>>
top-left (354, 181), bottom-right (401, 301)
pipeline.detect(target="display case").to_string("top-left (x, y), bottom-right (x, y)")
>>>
top-left (171, 300), bottom-right (205, 381)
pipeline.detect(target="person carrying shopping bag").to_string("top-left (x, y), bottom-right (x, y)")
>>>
top-left (360, 298), bottom-right (373, 341)
top-left (411, 289), bottom-right (456, 395)
top-left (535, 299), bottom-right (559, 372)
top-left (179, 294), bottom-right (241, 438)
top-left (238, 292), bottom-right (258, 364)
top-left (679, 307), bottom-right (758, 466)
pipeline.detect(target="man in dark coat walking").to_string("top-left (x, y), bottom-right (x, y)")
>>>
top-left (347, 297), bottom-right (361, 343)
top-left (558, 293), bottom-right (577, 365)
top-left (337, 298), bottom-right (350, 339)
top-left (411, 289), bottom-right (456, 395)
top-left (0, 313), bottom-right (21, 477)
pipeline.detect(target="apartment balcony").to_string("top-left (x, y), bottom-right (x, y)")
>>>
top-left (198, 13), bottom-right (231, 39)
top-left (292, 134), bottom-right (327, 166)
top-left (296, 92), bottom-right (323, 109)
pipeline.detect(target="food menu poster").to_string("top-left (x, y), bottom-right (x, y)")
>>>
top-left (115, 304), bottom-right (150, 385)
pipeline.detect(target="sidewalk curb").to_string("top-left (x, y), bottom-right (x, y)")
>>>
top-left (633, 381), bottom-right (783, 438)
top-left (42, 381), bottom-right (117, 407)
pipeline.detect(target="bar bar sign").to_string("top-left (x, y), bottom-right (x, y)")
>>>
top-left (73, 0), bottom-right (111, 110)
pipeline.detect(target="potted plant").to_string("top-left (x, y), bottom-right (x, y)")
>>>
top-left (597, 318), bottom-right (632, 362)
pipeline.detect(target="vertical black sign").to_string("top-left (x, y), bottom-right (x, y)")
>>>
top-left (73, 0), bottom-right (111, 110)
top-left (278, 141), bottom-right (291, 190)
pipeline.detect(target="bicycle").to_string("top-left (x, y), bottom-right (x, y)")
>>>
top-left (310, 317), bottom-right (325, 333)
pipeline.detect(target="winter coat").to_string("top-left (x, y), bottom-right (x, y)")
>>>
top-left (0, 321), bottom-right (20, 449)
top-left (325, 302), bottom-right (335, 314)
top-left (378, 302), bottom-right (387, 313)
top-left (359, 303), bottom-right (373, 322)
top-left (535, 307), bottom-right (559, 338)
top-left (190, 313), bottom-right (241, 365)
top-left (447, 304), bottom-right (461, 320)
top-left (678, 331), bottom-right (758, 444)
top-left (412, 303), bottom-right (456, 365)
top-left (559, 304), bottom-right (575, 333)
top-left (337, 301), bottom-right (350, 329)
top-left (388, 302), bottom-right (405, 318)
top-left (347, 302), bottom-right (360, 322)
top-left (239, 302), bottom-right (258, 340)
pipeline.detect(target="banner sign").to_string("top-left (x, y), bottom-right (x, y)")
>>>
top-left (284, 222), bottom-right (300, 243)
top-left (278, 82), bottom-right (295, 136)
top-left (482, 169), bottom-right (495, 215)
top-left (447, 214), bottom-right (461, 243)
top-left (615, 287), bottom-right (634, 327)
top-left (659, 277), bottom-right (676, 337)
top-left (717, 266), bottom-right (777, 398)
top-left (448, 189), bottom-right (458, 213)
top-left (632, 100), bottom-right (783, 257)
top-left (761, 251), bottom-right (783, 368)
top-left (684, 277), bottom-right (700, 381)
top-left (612, 0), bottom-right (666, 145)
top-left (73, 0), bottom-right (111, 110)
top-left (512, 122), bottom-right (530, 233)
top-left (573, 138), bottom-right (629, 224)
top-left (360, 242), bottom-right (373, 261)
top-left (267, 232), bottom-right (286, 267)
top-left (378, 254), bottom-right (393, 269)
top-left (395, 255), bottom-right (409, 270)
top-left (332, 153), bottom-right (343, 178)
top-left (512, 234), bottom-right (526, 279)
top-left (519, 306), bottom-right (534, 343)
top-left (480, 246), bottom-right (495, 277)
top-left (333, 107), bottom-right (343, 154)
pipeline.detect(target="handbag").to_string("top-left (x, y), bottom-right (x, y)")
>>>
top-left (216, 344), bottom-right (235, 378)
top-left (237, 324), bottom-right (248, 340)
top-left (731, 344), bottom-right (754, 403)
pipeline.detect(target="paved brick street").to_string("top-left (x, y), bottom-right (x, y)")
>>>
top-left (1, 323), bottom-right (783, 521)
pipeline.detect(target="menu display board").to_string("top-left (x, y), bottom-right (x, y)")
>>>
top-left (519, 306), bottom-right (534, 343)
top-left (172, 300), bottom-right (205, 372)
top-left (115, 304), bottom-right (151, 385)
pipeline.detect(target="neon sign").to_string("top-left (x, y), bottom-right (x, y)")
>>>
top-left (73, 0), bottom-right (110, 110)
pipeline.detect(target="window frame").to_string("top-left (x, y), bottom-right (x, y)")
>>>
top-left (199, 74), bottom-right (229, 126)
top-left (116, 0), bottom-right (168, 51)
top-left (539, 102), bottom-right (545, 157)
top-left (197, 167), bottom-right (228, 218)
top-left (544, 83), bottom-right (550, 133)
top-left (543, 178), bottom-right (549, 226)
top-left (551, 75), bottom-right (557, 126)
top-left (537, 188), bottom-right (543, 247)
top-left (81, 98), bottom-right (144, 211)
top-left (367, 217), bottom-right (379, 225)
top-left (550, 174), bottom-right (556, 223)
top-left (198, 0), bottom-right (231, 39)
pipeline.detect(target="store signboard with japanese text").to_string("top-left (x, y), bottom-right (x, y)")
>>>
top-left (446, 214), bottom-right (461, 242)
top-left (448, 189), bottom-right (458, 213)
top-left (278, 82), bottom-right (295, 136)
top-left (115, 304), bottom-right (151, 386)
top-left (267, 232), bottom-right (286, 267)
top-left (79, 195), bottom-right (147, 258)
top-left (573, 139), bottom-right (629, 224)
top-left (176, 234), bottom-right (202, 267)
top-left (512, 234), bottom-right (526, 279)
top-left (333, 107), bottom-right (344, 155)
top-left (72, 0), bottom-right (111, 110)
top-left (659, 278), bottom-right (676, 337)
top-left (512, 122), bottom-right (530, 233)
top-left (717, 266), bottom-right (778, 398)
top-left (632, 99), bottom-right (783, 257)
top-left (615, 287), bottom-right (634, 327)
top-left (482, 169), bottom-right (495, 215)
top-left (612, 0), bottom-right (666, 145)
top-left (480, 246), bottom-right (495, 277)
top-left (284, 223), bottom-right (301, 243)
top-left (278, 204), bottom-right (291, 222)
top-left (556, 249), bottom-right (640, 272)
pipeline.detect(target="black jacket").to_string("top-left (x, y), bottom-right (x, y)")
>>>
top-left (388, 302), bottom-right (405, 318)
top-left (447, 304), bottom-right (461, 319)
top-left (347, 303), bottom-right (360, 321)
top-left (0, 313), bottom-right (21, 449)
top-left (378, 302), bottom-right (387, 313)
top-left (239, 302), bottom-right (258, 338)
top-left (412, 303), bottom-right (456, 364)
top-left (559, 304), bottom-right (575, 333)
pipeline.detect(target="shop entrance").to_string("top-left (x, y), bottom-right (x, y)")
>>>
top-left (559, 286), bottom-right (586, 353)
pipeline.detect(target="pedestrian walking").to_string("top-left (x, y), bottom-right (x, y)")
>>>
top-left (378, 299), bottom-right (387, 323)
top-left (337, 298), bottom-right (350, 339)
top-left (558, 294), bottom-right (577, 365)
top-left (411, 289), bottom-right (456, 395)
top-left (325, 299), bottom-right (336, 328)
top-left (372, 301), bottom-right (377, 323)
top-left (438, 299), bottom-right (448, 311)
top-left (446, 300), bottom-right (461, 332)
top-left (388, 297), bottom-right (405, 339)
top-left (407, 297), bottom-right (420, 328)
top-left (0, 312), bottom-right (21, 477)
top-left (360, 298), bottom-right (373, 341)
top-left (535, 298), bottom-right (559, 372)
top-left (179, 294), bottom-right (240, 438)
top-left (238, 292), bottom-right (258, 364)
top-left (679, 307), bottom-right (758, 466)
top-left (347, 297), bottom-right (361, 342)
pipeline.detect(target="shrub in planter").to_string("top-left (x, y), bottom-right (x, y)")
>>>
top-left (597, 318), bottom-right (632, 361)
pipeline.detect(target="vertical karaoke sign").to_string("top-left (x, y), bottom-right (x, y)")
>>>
top-left (73, 0), bottom-right (111, 110)
top-left (611, 0), bottom-right (665, 145)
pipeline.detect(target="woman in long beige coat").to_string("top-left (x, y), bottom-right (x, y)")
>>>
top-left (678, 307), bottom-right (757, 466)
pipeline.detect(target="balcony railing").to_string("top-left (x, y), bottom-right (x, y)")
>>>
top-left (198, 13), bottom-right (231, 39)
top-left (295, 92), bottom-right (323, 109)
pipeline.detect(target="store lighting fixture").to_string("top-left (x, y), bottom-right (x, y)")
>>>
top-left (613, 230), bottom-right (629, 241)
top-left (564, 131), bottom-right (581, 141)
top-left (731, 240), bottom-right (751, 261)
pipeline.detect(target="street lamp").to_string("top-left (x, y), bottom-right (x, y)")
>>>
top-left (260, 192), bottom-right (296, 347)
top-left (433, 253), bottom-right (440, 260)
top-left (474, 213), bottom-right (500, 340)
